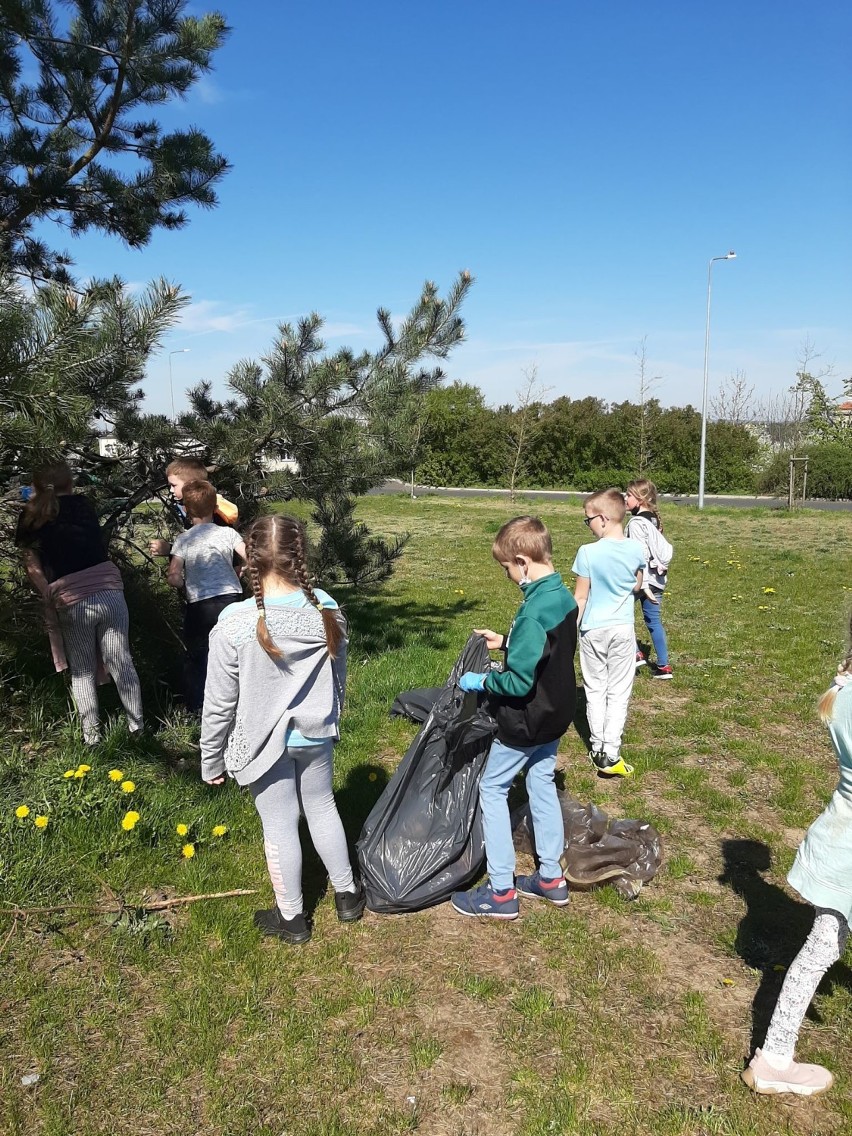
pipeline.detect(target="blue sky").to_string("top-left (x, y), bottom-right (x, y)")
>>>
top-left (71, 1), bottom-right (851, 416)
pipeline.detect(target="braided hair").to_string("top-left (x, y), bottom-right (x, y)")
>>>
top-left (817, 613), bottom-right (852, 724)
top-left (626, 478), bottom-right (664, 533)
top-left (244, 514), bottom-right (342, 661)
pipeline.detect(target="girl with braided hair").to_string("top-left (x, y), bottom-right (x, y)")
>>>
top-left (742, 615), bottom-right (852, 1096)
top-left (201, 514), bottom-right (363, 943)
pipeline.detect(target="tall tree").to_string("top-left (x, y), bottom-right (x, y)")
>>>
top-left (0, 270), bottom-right (186, 479)
top-left (116, 274), bottom-right (473, 585)
top-left (507, 364), bottom-right (549, 502)
top-left (0, 0), bottom-right (229, 282)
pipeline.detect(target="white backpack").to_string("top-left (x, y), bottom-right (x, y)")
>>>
top-left (628, 515), bottom-right (673, 572)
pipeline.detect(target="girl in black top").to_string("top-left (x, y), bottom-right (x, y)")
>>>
top-left (17, 462), bottom-right (143, 744)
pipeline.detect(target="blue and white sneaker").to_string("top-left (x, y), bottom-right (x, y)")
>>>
top-left (516, 870), bottom-right (570, 907)
top-left (451, 881), bottom-right (519, 920)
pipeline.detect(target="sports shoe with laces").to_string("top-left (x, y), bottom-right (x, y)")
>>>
top-left (741, 1048), bottom-right (833, 1096)
top-left (589, 749), bottom-right (634, 777)
top-left (451, 881), bottom-right (519, 919)
top-left (635, 650), bottom-right (647, 668)
top-left (253, 907), bottom-right (312, 944)
top-left (652, 664), bottom-right (674, 680)
top-left (516, 870), bottom-right (570, 906)
top-left (334, 882), bottom-right (367, 923)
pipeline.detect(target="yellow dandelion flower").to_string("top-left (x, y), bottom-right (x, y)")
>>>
top-left (76, 764), bottom-right (91, 774)
top-left (15, 805), bottom-right (30, 819)
top-left (108, 769), bottom-right (124, 782)
top-left (176, 823), bottom-right (189, 837)
top-left (211, 824), bottom-right (228, 837)
top-left (34, 815), bottom-right (48, 829)
top-left (182, 843), bottom-right (196, 859)
top-left (63, 769), bottom-right (76, 778)
top-left (73, 769), bottom-right (85, 779)
top-left (762, 587), bottom-right (776, 595)
top-left (121, 810), bottom-right (140, 831)
top-left (368, 771), bottom-right (377, 782)
top-left (120, 780), bottom-right (135, 793)
top-left (757, 605), bottom-right (770, 611)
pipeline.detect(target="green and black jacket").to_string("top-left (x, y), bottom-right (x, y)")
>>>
top-left (483, 572), bottom-right (578, 748)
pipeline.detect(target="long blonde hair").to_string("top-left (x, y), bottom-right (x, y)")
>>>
top-left (20, 462), bottom-right (75, 531)
top-left (818, 615), bottom-right (852, 724)
top-left (626, 478), bottom-right (664, 532)
top-left (244, 515), bottom-right (343, 661)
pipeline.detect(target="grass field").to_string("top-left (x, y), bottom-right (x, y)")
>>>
top-left (2, 494), bottom-right (852, 1136)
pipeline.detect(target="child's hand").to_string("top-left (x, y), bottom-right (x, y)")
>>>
top-left (642, 587), bottom-right (660, 605)
top-left (458, 672), bottom-right (487, 693)
top-left (473, 628), bottom-right (504, 651)
top-left (149, 538), bottom-right (171, 557)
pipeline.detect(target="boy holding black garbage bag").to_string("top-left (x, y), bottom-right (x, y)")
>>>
top-left (452, 516), bottom-right (578, 919)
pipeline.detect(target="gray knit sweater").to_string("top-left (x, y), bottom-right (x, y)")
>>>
top-left (200, 590), bottom-right (347, 786)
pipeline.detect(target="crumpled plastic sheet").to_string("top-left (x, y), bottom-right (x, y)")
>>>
top-left (512, 791), bottom-right (663, 899)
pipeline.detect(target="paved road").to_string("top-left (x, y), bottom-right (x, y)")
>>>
top-left (371, 481), bottom-right (852, 512)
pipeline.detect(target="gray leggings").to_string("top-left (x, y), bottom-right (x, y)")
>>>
top-left (763, 908), bottom-right (850, 1061)
top-left (249, 742), bottom-right (355, 919)
top-left (58, 590), bottom-right (144, 744)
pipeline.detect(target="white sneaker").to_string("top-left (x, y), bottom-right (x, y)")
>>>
top-left (741, 1048), bottom-right (833, 1096)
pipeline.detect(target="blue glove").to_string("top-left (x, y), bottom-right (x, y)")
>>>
top-left (458, 671), bottom-right (487, 693)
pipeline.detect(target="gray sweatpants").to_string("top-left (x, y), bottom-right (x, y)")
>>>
top-left (579, 624), bottom-right (636, 758)
top-left (58, 590), bottom-right (144, 744)
top-left (249, 741), bottom-right (355, 919)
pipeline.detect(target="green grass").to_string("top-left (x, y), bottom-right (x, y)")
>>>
top-left (2, 495), bottom-right (852, 1135)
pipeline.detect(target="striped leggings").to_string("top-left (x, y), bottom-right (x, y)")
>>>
top-left (58, 590), bottom-right (144, 744)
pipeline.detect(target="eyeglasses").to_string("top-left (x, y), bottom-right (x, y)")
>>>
top-left (583, 514), bottom-right (605, 526)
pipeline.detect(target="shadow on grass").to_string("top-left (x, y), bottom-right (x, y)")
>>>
top-left (719, 838), bottom-right (852, 1053)
top-left (300, 760), bottom-right (391, 920)
top-left (571, 686), bottom-right (591, 751)
top-left (341, 591), bottom-right (476, 655)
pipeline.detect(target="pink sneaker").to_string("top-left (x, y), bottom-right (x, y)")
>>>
top-left (741, 1048), bottom-right (833, 1096)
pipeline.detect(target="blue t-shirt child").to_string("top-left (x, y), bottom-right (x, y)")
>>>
top-left (572, 540), bottom-right (645, 630)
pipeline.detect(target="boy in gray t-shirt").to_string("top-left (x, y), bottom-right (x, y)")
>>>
top-left (167, 480), bottom-right (246, 712)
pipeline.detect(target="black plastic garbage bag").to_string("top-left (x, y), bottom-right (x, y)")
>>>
top-left (389, 687), bottom-right (442, 724)
top-left (358, 635), bottom-right (497, 913)
top-left (512, 791), bottom-right (663, 900)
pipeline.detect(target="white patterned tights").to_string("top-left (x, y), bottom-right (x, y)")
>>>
top-left (763, 908), bottom-right (849, 1062)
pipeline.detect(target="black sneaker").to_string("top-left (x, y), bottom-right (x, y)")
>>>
top-left (253, 908), bottom-right (312, 943)
top-left (335, 882), bottom-right (367, 923)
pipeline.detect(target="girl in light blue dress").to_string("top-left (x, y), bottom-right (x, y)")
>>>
top-left (743, 620), bottom-right (852, 1097)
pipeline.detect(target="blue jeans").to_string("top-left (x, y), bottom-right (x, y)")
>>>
top-left (479, 738), bottom-right (564, 891)
top-left (638, 590), bottom-right (668, 666)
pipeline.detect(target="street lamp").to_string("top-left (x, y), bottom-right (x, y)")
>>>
top-left (698, 251), bottom-right (736, 509)
top-left (168, 348), bottom-right (190, 419)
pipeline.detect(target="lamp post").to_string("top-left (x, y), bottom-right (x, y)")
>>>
top-left (698, 251), bottom-right (736, 509)
top-left (168, 348), bottom-right (190, 420)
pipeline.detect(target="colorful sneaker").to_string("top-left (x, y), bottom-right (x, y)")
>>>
top-left (335, 882), bottom-right (367, 923)
top-left (652, 664), bottom-right (674, 680)
top-left (516, 870), bottom-right (570, 906)
top-left (635, 650), bottom-right (647, 669)
top-left (590, 750), bottom-right (634, 778)
top-left (451, 881), bottom-right (519, 920)
top-left (253, 908), bottom-right (312, 944)
top-left (741, 1049), bottom-right (833, 1096)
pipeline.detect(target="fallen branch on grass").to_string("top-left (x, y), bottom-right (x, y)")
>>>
top-left (0, 888), bottom-right (258, 920)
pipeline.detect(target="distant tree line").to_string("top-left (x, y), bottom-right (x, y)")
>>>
top-left (412, 383), bottom-right (762, 495)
